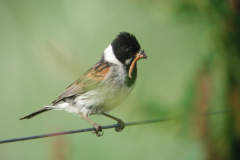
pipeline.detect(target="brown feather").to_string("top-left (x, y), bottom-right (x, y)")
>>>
top-left (52, 62), bottom-right (110, 104)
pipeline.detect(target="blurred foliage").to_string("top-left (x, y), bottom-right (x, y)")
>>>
top-left (176, 0), bottom-right (240, 159)
top-left (0, 0), bottom-right (239, 160)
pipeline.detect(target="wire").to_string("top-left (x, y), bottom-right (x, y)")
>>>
top-left (0, 111), bottom-right (227, 144)
top-left (0, 118), bottom-right (170, 144)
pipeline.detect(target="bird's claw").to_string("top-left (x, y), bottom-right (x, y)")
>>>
top-left (91, 124), bottom-right (104, 137)
top-left (96, 131), bottom-right (104, 137)
top-left (115, 119), bottom-right (125, 132)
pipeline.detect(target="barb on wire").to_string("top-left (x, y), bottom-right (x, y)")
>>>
top-left (0, 110), bottom-right (227, 144)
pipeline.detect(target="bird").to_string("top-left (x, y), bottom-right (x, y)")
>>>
top-left (19, 32), bottom-right (147, 137)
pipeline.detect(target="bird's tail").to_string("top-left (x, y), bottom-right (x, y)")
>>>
top-left (19, 106), bottom-right (53, 120)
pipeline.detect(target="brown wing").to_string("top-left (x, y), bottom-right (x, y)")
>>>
top-left (52, 61), bottom-right (110, 104)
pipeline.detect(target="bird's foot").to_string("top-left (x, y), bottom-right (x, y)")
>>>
top-left (115, 119), bottom-right (125, 132)
top-left (91, 124), bottom-right (104, 137)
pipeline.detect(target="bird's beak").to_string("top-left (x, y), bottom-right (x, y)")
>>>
top-left (138, 49), bottom-right (147, 59)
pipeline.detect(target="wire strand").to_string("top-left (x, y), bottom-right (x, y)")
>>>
top-left (0, 111), bottom-right (227, 144)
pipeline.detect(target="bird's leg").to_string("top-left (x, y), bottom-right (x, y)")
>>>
top-left (80, 113), bottom-right (104, 137)
top-left (102, 113), bottom-right (125, 132)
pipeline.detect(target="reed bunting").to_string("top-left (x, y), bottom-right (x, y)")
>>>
top-left (20, 32), bottom-right (147, 137)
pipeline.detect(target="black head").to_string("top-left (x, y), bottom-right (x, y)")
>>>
top-left (111, 32), bottom-right (141, 65)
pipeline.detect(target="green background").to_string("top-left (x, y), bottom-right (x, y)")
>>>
top-left (0, 1), bottom-right (238, 160)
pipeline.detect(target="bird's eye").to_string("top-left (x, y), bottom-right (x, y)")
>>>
top-left (125, 48), bottom-right (131, 54)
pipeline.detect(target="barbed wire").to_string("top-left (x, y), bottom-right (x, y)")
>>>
top-left (0, 110), bottom-right (227, 144)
